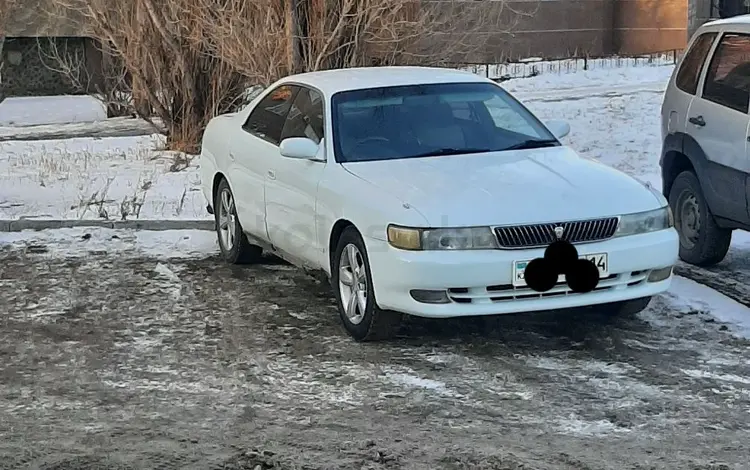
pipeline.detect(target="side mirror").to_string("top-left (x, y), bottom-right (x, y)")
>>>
top-left (279, 137), bottom-right (320, 160)
top-left (545, 119), bottom-right (571, 140)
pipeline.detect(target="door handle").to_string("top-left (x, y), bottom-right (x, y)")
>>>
top-left (267, 170), bottom-right (276, 180)
top-left (688, 115), bottom-right (706, 127)
top-left (228, 152), bottom-right (236, 161)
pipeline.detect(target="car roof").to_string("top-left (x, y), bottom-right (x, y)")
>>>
top-left (277, 66), bottom-right (491, 95)
top-left (700, 14), bottom-right (750, 31)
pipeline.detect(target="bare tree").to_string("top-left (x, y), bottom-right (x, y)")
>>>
top-left (0, 0), bottom-right (21, 103)
top-left (298, 0), bottom-right (529, 70)
top-left (47, 0), bottom-right (530, 152)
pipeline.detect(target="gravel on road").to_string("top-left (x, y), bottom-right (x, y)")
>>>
top-left (0, 239), bottom-right (748, 470)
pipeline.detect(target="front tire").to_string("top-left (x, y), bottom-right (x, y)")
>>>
top-left (331, 227), bottom-right (402, 341)
top-left (668, 170), bottom-right (731, 267)
top-left (214, 179), bottom-right (262, 264)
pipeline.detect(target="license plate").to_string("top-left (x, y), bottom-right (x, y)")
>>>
top-left (512, 253), bottom-right (608, 288)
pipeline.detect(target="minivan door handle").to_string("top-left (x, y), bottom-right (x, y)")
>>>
top-left (689, 115), bottom-right (706, 127)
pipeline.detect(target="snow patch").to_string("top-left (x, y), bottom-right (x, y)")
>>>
top-left (153, 262), bottom-right (183, 300)
top-left (681, 369), bottom-right (750, 385)
top-left (0, 96), bottom-right (107, 127)
top-left (0, 134), bottom-right (207, 220)
top-left (662, 276), bottom-right (750, 339)
top-left (526, 356), bottom-right (638, 375)
top-left (383, 367), bottom-right (463, 398)
top-left (0, 227), bottom-right (218, 259)
top-left (554, 415), bottom-right (630, 437)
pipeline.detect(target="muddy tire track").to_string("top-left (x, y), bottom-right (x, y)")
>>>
top-left (0, 247), bottom-right (748, 469)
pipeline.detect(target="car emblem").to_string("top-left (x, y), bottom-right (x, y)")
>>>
top-left (553, 226), bottom-right (565, 239)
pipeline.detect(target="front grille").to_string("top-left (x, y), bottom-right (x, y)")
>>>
top-left (446, 270), bottom-right (649, 303)
top-left (494, 217), bottom-right (619, 249)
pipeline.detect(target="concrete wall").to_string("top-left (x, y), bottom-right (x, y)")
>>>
top-left (1, 38), bottom-right (97, 97)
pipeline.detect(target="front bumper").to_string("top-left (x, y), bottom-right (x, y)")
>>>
top-left (365, 228), bottom-right (679, 318)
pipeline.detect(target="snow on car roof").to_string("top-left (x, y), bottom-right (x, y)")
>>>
top-left (278, 66), bottom-right (491, 96)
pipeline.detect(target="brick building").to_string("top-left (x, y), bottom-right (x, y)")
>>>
top-left (2, 0), bottom-right (696, 98)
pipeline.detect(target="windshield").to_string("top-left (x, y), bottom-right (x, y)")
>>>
top-left (330, 82), bottom-right (559, 163)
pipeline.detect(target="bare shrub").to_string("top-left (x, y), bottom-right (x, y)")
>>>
top-left (48, 0), bottom-right (529, 152)
top-left (36, 37), bottom-right (137, 118)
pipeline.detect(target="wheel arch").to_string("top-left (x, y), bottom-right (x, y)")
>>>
top-left (212, 172), bottom-right (228, 206)
top-left (328, 219), bottom-right (358, 272)
top-left (662, 150), bottom-right (696, 199)
top-left (661, 132), bottom-right (711, 205)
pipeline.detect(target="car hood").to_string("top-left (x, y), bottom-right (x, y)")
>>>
top-left (341, 146), bottom-right (662, 226)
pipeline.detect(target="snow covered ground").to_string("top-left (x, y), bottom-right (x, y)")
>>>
top-left (0, 134), bottom-right (206, 220)
top-left (0, 95), bottom-right (107, 127)
top-left (1, 55), bottom-right (749, 469)
top-left (0, 59), bottom-right (676, 222)
top-left (0, 225), bottom-right (748, 468)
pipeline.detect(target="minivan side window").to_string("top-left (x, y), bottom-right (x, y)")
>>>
top-left (243, 85), bottom-right (300, 145)
top-left (702, 33), bottom-right (750, 114)
top-left (676, 32), bottom-right (717, 95)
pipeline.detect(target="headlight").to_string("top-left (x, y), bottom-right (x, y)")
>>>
top-left (387, 225), bottom-right (498, 251)
top-left (614, 206), bottom-right (673, 238)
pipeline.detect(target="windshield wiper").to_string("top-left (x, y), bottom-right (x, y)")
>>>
top-left (502, 139), bottom-right (559, 151)
top-left (406, 147), bottom-right (491, 159)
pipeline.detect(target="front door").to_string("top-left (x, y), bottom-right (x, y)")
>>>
top-left (232, 84), bottom-right (300, 240)
top-left (264, 86), bottom-right (327, 266)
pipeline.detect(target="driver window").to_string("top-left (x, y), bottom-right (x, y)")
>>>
top-left (280, 87), bottom-right (325, 144)
top-left (243, 85), bottom-right (300, 145)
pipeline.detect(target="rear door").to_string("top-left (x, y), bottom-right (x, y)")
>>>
top-left (662, 31), bottom-right (717, 140)
top-left (687, 32), bottom-right (750, 222)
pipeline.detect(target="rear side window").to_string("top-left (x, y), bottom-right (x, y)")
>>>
top-left (702, 33), bottom-right (750, 114)
top-left (676, 32), bottom-right (717, 95)
top-left (243, 85), bottom-right (300, 145)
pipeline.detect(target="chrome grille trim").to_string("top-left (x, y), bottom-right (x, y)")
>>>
top-left (493, 217), bottom-right (620, 249)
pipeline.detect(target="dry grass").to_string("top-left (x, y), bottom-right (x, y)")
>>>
top-left (0, 136), bottom-right (203, 220)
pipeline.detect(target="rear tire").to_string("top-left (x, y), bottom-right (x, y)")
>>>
top-left (668, 170), bottom-right (731, 267)
top-left (214, 178), bottom-right (262, 264)
top-left (331, 226), bottom-right (402, 341)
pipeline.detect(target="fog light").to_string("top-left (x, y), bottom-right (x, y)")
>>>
top-left (410, 289), bottom-right (450, 304)
top-left (648, 266), bottom-right (673, 282)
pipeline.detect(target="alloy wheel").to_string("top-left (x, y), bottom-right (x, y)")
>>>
top-left (338, 243), bottom-right (367, 325)
top-left (218, 189), bottom-right (237, 251)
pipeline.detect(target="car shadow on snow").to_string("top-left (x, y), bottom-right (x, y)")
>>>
top-left (395, 306), bottom-right (649, 350)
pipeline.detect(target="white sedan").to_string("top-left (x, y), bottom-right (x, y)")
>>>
top-left (199, 66), bottom-right (679, 341)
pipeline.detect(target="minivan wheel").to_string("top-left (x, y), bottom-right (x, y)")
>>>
top-left (331, 226), bottom-right (402, 341)
top-left (668, 170), bottom-right (731, 267)
top-left (214, 178), bottom-right (262, 264)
